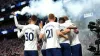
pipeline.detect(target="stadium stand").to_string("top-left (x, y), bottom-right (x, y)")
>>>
top-left (0, 38), bottom-right (24, 56)
top-left (0, 0), bottom-right (27, 8)
top-left (0, 0), bottom-right (29, 56)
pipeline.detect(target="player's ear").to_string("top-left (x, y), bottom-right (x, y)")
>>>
top-left (48, 18), bottom-right (50, 21)
top-left (54, 17), bottom-right (56, 21)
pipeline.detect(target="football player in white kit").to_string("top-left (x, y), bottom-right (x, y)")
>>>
top-left (39, 21), bottom-right (46, 56)
top-left (59, 17), bottom-right (71, 56)
top-left (15, 15), bottom-right (39, 56)
top-left (70, 29), bottom-right (82, 56)
top-left (64, 16), bottom-right (82, 56)
top-left (39, 14), bottom-right (68, 56)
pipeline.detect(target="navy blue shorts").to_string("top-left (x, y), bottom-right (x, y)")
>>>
top-left (60, 43), bottom-right (71, 56)
top-left (46, 48), bottom-right (62, 56)
top-left (24, 50), bottom-right (38, 56)
top-left (42, 50), bottom-right (46, 56)
top-left (71, 44), bottom-right (82, 56)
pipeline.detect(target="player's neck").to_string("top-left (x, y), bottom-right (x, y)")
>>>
top-left (30, 21), bottom-right (36, 24)
top-left (49, 20), bottom-right (54, 22)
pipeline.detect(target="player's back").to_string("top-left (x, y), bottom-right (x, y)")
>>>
top-left (42, 22), bottom-right (60, 49)
top-left (59, 23), bottom-right (70, 44)
top-left (70, 29), bottom-right (80, 46)
top-left (22, 24), bottom-right (39, 50)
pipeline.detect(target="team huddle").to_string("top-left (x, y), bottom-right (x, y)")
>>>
top-left (13, 13), bottom-right (82, 56)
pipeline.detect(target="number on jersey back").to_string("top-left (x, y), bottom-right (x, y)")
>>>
top-left (25, 32), bottom-right (34, 41)
top-left (46, 29), bottom-right (53, 38)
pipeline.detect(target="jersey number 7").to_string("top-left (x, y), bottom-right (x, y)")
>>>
top-left (25, 32), bottom-right (34, 41)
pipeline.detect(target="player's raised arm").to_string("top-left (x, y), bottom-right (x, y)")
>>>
top-left (16, 28), bottom-right (24, 38)
top-left (39, 28), bottom-right (45, 39)
top-left (12, 12), bottom-right (25, 29)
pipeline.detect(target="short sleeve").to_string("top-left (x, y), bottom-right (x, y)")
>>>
top-left (17, 27), bottom-right (25, 38)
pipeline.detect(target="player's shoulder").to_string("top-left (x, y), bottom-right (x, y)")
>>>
top-left (54, 22), bottom-right (60, 26)
top-left (60, 23), bottom-right (65, 25)
top-left (49, 22), bottom-right (59, 25)
top-left (23, 24), bottom-right (39, 29)
top-left (35, 25), bottom-right (39, 29)
top-left (30, 24), bottom-right (39, 29)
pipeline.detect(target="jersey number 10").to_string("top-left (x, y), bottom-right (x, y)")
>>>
top-left (46, 29), bottom-right (53, 38)
top-left (25, 32), bottom-right (34, 41)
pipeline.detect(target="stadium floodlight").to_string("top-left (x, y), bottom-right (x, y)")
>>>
top-left (1, 30), bottom-right (8, 34)
top-left (16, 3), bottom-right (21, 7)
top-left (0, 17), bottom-right (4, 21)
top-left (1, 8), bottom-right (5, 12)
top-left (21, 1), bottom-right (26, 5)
top-left (10, 5), bottom-right (15, 9)
top-left (14, 28), bottom-right (18, 32)
top-left (9, 15), bottom-right (14, 18)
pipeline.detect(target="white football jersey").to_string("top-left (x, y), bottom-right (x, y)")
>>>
top-left (19, 24), bottom-right (39, 50)
top-left (70, 29), bottom-right (80, 46)
top-left (65, 20), bottom-right (80, 45)
top-left (41, 22), bottom-right (61, 49)
top-left (59, 23), bottom-right (70, 44)
top-left (65, 20), bottom-right (73, 27)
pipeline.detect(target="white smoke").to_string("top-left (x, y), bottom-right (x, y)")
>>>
top-left (15, 0), bottom-right (66, 18)
top-left (66, 2), bottom-right (84, 16)
top-left (15, 0), bottom-right (100, 19)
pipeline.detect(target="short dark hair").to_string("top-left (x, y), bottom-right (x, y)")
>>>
top-left (48, 13), bottom-right (55, 19)
top-left (31, 15), bottom-right (37, 21)
top-left (59, 17), bottom-right (65, 23)
top-left (55, 17), bottom-right (57, 22)
top-left (63, 16), bottom-right (69, 20)
top-left (46, 20), bottom-right (49, 24)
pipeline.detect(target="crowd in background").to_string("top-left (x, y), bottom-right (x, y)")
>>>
top-left (0, 38), bottom-right (24, 56)
top-left (0, 23), bottom-right (15, 31)
top-left (0, 1), bottom-right (27, 55)
top-left (0, 0), bottom-right (27, 8)
top-left (0, 21), bottom-right (27, 31)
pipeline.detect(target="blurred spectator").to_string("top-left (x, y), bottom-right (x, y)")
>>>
top-left (0, 38), bottom-right (24, 56)
top-left (0, 0), bottom-right (26, 8)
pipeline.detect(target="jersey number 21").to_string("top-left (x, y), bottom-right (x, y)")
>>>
top-left (46, 29), bottom-right (53, 38)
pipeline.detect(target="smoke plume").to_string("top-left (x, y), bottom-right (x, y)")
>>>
top-left (15, 0), bottom-right (100, 56)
